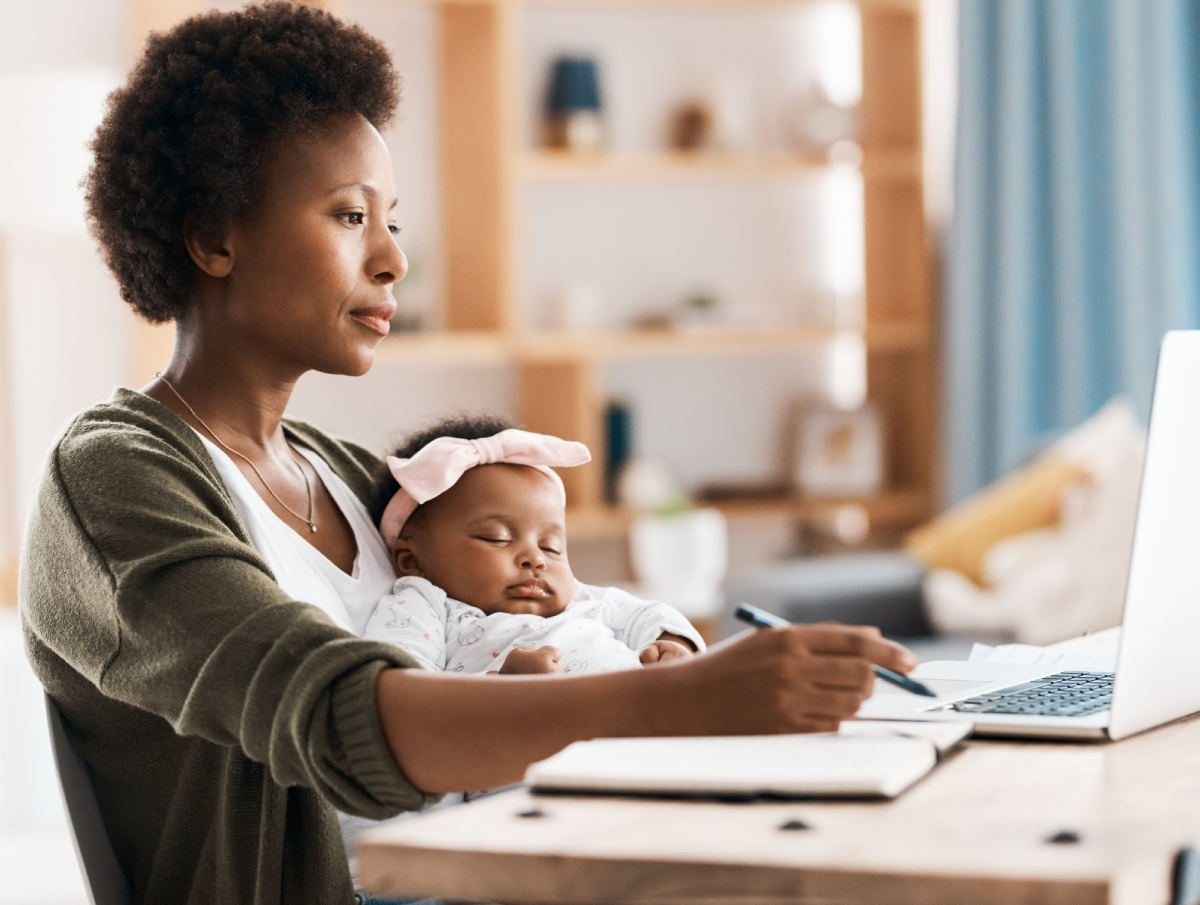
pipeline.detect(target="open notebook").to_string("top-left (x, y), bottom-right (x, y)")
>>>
top-left (525, 730), bottom-right (951, 800)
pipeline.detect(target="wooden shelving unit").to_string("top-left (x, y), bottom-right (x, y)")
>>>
top-left (519, 151), bottom-right (830, 181)
top-left (426, 0), bottom-right (934, 533)
top-left (566, 488), bottom-right (929, 541)
top-left (518, 148), bottom-right (921, 182)
top-left (375, 322), bottom-right (928, 364)
top-left (131, 0), bottom-right (935, 538)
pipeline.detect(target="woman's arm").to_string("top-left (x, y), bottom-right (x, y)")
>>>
top-left (26, 408), bottom-right (439, 817)
top-left (377, 623), bottom-right (915, 792)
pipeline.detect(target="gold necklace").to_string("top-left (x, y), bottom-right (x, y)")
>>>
top-left (158, 374), bottom-right (317, 533)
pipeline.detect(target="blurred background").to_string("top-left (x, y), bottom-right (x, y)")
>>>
top-left (5, 0), bottom-right (1200, 900)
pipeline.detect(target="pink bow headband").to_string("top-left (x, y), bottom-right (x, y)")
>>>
top-left (379, 429), bottom-right (592, 547)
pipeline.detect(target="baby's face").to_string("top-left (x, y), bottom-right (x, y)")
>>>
top-left (393, 463), bottom-right (576, 617)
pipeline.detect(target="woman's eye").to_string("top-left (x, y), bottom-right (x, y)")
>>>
top-left (389, 224), bottom-right (401, 235)
top-left (342, 212), bottom-right (365, 226)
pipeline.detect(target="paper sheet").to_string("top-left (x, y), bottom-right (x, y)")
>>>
top-left (967, 642), bottom-right (1116, 672)
top-left (839, 720), bottom-right (972, 753)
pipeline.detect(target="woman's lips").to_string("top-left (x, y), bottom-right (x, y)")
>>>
top-left (349, 303), bottom-right (396, 337)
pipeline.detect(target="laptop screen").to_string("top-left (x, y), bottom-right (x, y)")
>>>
top-left (1109, 330), bottom-right (1200, 739)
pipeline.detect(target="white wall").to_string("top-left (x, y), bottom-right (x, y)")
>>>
top-left (0, 68), bottom-right (130, 559)
top-left (289, 362), bottom-right (516, 455)
top-left (5, 232), bottom-right (131, 529)
top-left (922, 0), bottom-right (958, 233)
top-left (341, 0), bottom-right (446, 330)
top-left (0, 0), bottom-right (125, 70)
top-left (604, 350), bottom-right (829, 492)
top-left (0, 7), bottom-right (127, 842)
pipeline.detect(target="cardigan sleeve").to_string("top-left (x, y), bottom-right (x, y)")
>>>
top-left (20, 408), bottom-right (439, 818)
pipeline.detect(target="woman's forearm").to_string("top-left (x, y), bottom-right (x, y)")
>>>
top-left (376, 665), bottom-right (675, 791)
top-left (376, 625), bottom-right (918, 794)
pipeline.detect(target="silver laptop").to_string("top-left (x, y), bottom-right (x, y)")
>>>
top-left (858, 330), bottom-right (1200, 741)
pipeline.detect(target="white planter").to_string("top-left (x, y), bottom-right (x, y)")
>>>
top-left (629, 508), bottom-right (728, 618)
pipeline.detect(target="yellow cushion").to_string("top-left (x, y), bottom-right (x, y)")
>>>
top-left (906, 457), bottom-right (1091, 586)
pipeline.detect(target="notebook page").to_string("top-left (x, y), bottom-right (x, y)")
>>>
top-left (526, 735), bottom-right (937, 799)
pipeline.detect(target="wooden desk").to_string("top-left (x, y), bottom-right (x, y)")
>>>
top-left (359, 630), bottom-right (1196, 904)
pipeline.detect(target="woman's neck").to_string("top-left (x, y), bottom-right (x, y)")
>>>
top-left (143, 320), bottom-right (299, 452)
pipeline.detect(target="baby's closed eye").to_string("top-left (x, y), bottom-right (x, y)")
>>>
top-left (473, 534), bottom-right (510, 545)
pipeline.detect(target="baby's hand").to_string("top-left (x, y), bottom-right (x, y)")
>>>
top-left (640, 637), bottom-right (695, 666)
top-left (500, 645), bottom-right (564, 675)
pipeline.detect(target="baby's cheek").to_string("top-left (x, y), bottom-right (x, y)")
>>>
top-left (556, 568), bottom-right (577, 603)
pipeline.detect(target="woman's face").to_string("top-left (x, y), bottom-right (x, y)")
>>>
top-left (197, 112), bottom-right (406, 377)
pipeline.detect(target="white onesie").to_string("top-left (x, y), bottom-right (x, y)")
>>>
top-left (364, 576), bottom-right (706, 674)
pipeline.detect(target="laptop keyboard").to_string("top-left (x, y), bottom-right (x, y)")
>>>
top-left (950, 671), bottom-right (1114, 718)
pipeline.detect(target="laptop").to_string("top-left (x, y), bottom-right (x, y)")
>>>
top-left (857, 330), bottom-right (1200, 741)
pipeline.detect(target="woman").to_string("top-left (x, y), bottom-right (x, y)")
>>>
top-left (20, 4), bottom-right (916, 903)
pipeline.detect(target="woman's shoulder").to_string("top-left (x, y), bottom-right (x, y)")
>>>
top-left (42, 388), bottom-right (246, 538)
top-left (55, 387), bottom-right (211, 477)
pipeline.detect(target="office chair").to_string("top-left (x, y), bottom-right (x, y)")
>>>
top-left (44, 694), bottom-right (132, 905)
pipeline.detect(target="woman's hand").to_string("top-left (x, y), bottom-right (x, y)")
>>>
top-left (500, 646), bottom-right (564, 675)
top-left (650, 625), bottom-right (916, 735)
top-left (377, 622), bottom-right (916, 793)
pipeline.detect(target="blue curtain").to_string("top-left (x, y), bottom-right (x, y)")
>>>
top-left (946, 0), bottom-right (1200, 502)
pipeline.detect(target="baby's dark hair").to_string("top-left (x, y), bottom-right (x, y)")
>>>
top-left (368, 414), bottom-right (518, 528)
top-left (86, 1), bottom-right (400, 323)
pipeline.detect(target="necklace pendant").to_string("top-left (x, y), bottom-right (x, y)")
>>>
top-left (309, 523), bottom-right (318, 533)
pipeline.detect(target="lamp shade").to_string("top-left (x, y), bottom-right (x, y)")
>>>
top-left (547, 57), bottom-right (601, 113)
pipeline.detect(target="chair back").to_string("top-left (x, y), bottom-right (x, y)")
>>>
top-left (44, 694), bottom-right (132, 905)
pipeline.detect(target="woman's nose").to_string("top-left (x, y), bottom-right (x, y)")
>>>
top-left (370, 221), bottom-right (407, 286)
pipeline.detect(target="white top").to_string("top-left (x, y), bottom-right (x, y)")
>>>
top-left (363, 576), bottom-right (706, 675)
top-left (194, 433), bottom-right (396, 635)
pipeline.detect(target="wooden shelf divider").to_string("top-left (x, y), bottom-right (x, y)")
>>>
top-left (518, 356), bottom-right (604, 508)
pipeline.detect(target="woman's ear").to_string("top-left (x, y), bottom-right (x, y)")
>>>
top-left (391, 535), bottom-right (425, 577)
top-left (182, 217), bottom-right (235, 278)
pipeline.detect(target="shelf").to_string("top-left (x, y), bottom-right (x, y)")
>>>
top-left (566, 489), bottom-right (931, 540)
top-left (419, 0), bottom-right (919, 12)
top-left (373, 331), bottom-right (510, 364)
top-left (374, 323), bottom-right (928, 366)
top-left (519, 326), bottom-right (840, 360)
top-left (520, 152), bottom-right (829, 181)
top-left (518, 149), bottom-right (920, 182)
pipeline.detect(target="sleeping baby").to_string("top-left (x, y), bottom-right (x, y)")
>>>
top-left (364, 416), bottom-right (705, 674)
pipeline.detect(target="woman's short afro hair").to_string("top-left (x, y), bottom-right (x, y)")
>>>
top-left (86, 1), bottom-right (400, 323)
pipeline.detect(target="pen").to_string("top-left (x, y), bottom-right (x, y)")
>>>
top-left (734, 603), bottom-right (937, 698)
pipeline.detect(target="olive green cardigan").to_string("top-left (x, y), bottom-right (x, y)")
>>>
top-left (20, 388), bottom-right (437, 905)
